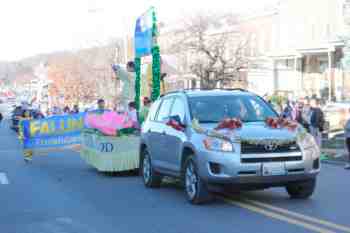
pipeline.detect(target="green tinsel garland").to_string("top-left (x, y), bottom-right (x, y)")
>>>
top-left (134, 57), bottom-right (141, 112)
top-left (151, 45), bottom-right (161, 101)
top-left (151, 8), bottom-right (161, 101)
top-left (151, 8), bottom-right (158, 38)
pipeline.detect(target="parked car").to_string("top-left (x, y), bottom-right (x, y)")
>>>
top-left (140, 89), bottom-right (320, 204)
top-left (323, 101), bottom-right (350, 132)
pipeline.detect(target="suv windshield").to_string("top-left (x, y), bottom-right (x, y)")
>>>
top-left (189, 94), bottom-right (277, 123)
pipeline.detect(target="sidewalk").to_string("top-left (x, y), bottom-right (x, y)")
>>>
top-left (321, 136), bottom-right (349, 165)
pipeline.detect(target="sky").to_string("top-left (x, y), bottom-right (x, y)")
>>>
top-left (0, 0), bottom-right (278, 61)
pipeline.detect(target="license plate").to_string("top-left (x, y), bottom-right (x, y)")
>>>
top-left (262, 163), bottom-right (286, 176)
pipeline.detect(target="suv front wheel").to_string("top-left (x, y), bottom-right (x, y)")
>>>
top-left (286, 178), bottom-right (316, 199)
top-left (141, 149), bottom-right (162, 188)
top-left (183, 156), bottom-right (212, 204)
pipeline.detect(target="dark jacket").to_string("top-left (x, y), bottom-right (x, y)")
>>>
top-left (310, 107), bottom-right (325, 131)
top-left (0, 113), bottom-right (3, 122)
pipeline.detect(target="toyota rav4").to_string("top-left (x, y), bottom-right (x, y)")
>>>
top-left (139, 89), bottom-right (320, 204)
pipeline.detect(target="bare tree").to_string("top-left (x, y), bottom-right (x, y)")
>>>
top-left (171, 13), bottom-right (249, 89)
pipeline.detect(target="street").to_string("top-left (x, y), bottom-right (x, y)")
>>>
top-left (0, 120), bottom-right (350, 233)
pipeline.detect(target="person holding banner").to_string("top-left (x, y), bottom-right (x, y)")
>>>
top-left (19, 110), bottom-right (34, 162)
top-left (63, 106), bottom-right (71, 115)
top-left (72, 105), bottom-right (79, 114)
top-left (0, 112), bottom-right (3, 127)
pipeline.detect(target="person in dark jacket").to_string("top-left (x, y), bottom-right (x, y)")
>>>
top-left (295, 101), bottom-right (304, 124)
top-left (282, 101), bottom-right (293, 119)
top-left (310, 99), bottom-right (324, 147)
top-left (0, 112), bottom-right (3, 127)
top-left (71, 105), bottom-right (79, 114)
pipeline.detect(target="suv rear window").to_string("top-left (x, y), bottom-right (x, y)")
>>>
top-left (189, 95), bottom-right (276, 123)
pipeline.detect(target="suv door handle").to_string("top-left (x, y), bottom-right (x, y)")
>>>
top-left (161, 131), bottom-right (166, 135)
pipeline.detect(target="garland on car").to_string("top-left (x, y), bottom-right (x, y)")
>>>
top-left (191, 117), bottom-right (308, 146)
top-left (265, 117), bottom-right (298, 131)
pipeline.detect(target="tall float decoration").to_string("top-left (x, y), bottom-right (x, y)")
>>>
top-left (20, 7), bottom-right (163, 172)
top-left (79, 7), bottom-right (162, 172)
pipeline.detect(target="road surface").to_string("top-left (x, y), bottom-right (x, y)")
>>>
top-left (0, 120), bottom-right (349, 233)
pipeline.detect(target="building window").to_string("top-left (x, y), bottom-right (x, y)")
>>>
top-left (286, 59), bottom-right (295, 69)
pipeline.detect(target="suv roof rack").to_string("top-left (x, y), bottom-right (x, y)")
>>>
top-left (183, 88), bottom-right (248, 92)
top-left (160, 88), bottom-right (249, 98)
top-left (160, 90), bottom-right (185, 97)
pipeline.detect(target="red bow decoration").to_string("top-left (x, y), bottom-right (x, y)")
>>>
top-left (265, 117), bottom-right (298, 131)
top-left (166, 119), bottom-right (185, 131)
top-left (215, 118), bottom-right (242, 130)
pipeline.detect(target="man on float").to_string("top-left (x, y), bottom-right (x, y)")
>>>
top-left (95, 99), bottom-right (109, 114)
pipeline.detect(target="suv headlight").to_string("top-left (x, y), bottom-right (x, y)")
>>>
top-left (203, 137), bottom-right (234, 152)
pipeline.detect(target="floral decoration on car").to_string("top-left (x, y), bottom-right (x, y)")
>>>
top-left (166, 119), bottom-right (185, 131)
top-left (214, 118), bottom-right (242, 130)
top-left (265, 117), bottom-right (298, 131)
top-left (192, 118), bottom-right (241, 141)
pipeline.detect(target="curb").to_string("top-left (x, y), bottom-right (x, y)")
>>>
top-left (321, 159), bottom-right (347, 166)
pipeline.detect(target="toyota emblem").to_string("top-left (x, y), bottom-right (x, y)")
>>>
top-left (264, 143), bottom-right (278, 151)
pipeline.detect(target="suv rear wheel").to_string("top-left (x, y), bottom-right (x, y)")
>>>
top-left (141, 149), bottom-right (162, 188)
top-left (183, 156), bottom-right (212, 204)
top-left (286, 178), bottom-right (316, 199)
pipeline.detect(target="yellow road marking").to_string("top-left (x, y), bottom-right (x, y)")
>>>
top-left (244, 198), bottom-right (350, 233)
top-left (223, 198), bottom-right (336, 233)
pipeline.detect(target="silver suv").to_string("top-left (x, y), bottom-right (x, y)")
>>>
top-left (140, 89), bottom-right (320, 204)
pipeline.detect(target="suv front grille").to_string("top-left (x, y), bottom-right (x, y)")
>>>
top-left (241, 156), bottom-right (303, 163)
top-left (241, 142), bottom-right (300, 154)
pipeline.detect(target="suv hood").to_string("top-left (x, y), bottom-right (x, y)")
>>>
top-left (199, 122), bottom-right (298, 141)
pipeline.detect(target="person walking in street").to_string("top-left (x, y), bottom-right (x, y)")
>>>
top-left (310, 98), bottom-right (325, 148)
top-left (63, 106), bottom-right (71, 115)
top-left (0, 112), bottom-right (3, 127)
top-left (19, 109), bottom-right (34, 162)
top-left (344, 110), bottom-right (350, 169)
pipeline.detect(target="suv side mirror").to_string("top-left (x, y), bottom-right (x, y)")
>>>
top-left (170, 115), bottom-right (182, 123)
top-left (166, 115), bottom-right (186, 131)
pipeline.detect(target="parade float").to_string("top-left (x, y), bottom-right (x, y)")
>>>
top-left (19, 7), bottom-right (170, 172)
top-left (79, 7), bottom-right (162, 172)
